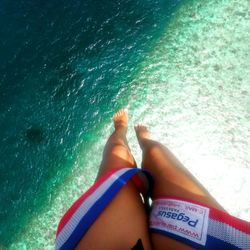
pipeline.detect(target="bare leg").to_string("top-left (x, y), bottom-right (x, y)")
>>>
top-left (76, 110), bottom-right (152, 250)
top-left (135, 125), bottom-right (224, 250)
top-left (97, 108), bottom-right (136, 178)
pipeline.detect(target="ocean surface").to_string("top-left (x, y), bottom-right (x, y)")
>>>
top-left (0, 0), bottom-right (249, 249)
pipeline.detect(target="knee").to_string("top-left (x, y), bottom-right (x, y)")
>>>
top-left (143, 141), bottom-right (164, 157)
top-left (103, 143), bottom-right (132, 162)
top-left (110, 144), bottom-right (129, 155)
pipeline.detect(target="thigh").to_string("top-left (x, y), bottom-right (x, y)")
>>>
top-left (142, 141), bottom-right (224, 210)
top-left (141, 141), bottom-right (224, 250)
top-left (75, 180), bottom-right (151, 250)
top-left (76, 144), bottom-right (152, 250)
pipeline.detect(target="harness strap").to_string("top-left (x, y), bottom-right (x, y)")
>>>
top-left (150, 197), bottom-right (250, 250)
top-left (56, 168), bottom-right (152, 250)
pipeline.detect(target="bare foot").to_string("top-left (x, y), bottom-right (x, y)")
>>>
top-left (134, 124), bottom-right (150, 149)
top-left (113, 108), bottom-right (128, 132)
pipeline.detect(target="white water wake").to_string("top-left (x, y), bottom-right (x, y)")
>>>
top-left (126, 0), bottom-right (250, 219)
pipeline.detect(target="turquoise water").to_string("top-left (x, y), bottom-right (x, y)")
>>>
top-left (0, 0), bottom-right (181, 248)
top-left (1, 0), bottom-right (250, 249)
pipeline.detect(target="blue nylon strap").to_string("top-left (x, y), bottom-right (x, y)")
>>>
top-left (60, 168), bottom-right (151, 250)
top-left (150, 229), bottom-right (241, 250)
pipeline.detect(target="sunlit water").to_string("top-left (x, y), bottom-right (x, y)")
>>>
top-left (0, 0), bottom-right (249, 249)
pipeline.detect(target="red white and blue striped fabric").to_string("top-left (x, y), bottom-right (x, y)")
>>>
top-left (55, 168), bottom-right (152, 250)
top-left (150, 196), bottom-right (250, 250)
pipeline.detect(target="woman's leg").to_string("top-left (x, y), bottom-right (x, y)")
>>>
top-left (96, 108), bottom-right (136, 178)
top-left (75, 110), bottom-right (152, 250)
top-left (135, 125), bottom-right (224, 250)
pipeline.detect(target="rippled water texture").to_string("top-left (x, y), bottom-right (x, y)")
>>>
top-left (0, 0), bottom-right (181, 248)
top-left (0, 0), bottom-right (249, 249)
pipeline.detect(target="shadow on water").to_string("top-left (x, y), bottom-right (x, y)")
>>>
top-left (0, 0), bottom-right (183, 246)
top-left (26, 127), bottom-right (44, 143)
